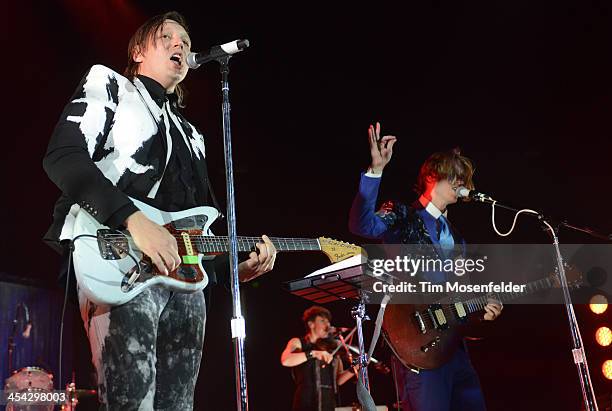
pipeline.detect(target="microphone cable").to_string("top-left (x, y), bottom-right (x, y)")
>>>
top-left (490, 201), bottom-right (540, 237)
top-left (57, 233), bottom-right (141, 390)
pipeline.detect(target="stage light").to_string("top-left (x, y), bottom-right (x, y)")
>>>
top-left (589, 294), bottom-right (608, 314)
top-left (603, 360), bottom-right (612, 380)
top-left (595, 327), bottom-right (612, 347)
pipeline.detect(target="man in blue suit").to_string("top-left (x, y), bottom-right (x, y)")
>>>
top-left (348, 122), bottom-right (502, 411)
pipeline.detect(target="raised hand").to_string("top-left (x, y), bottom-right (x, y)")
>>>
top-left (368, 122), bottom-right (397, 174)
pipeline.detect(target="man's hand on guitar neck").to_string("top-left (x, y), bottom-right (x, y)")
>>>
top-left (238, 235), bottom-right (277, 282)
top-left (125, 211), bottom-right (181, 276)
top-left (483, 298), bottom-right (503, 321)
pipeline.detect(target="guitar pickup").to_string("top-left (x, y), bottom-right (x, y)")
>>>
top-left (171, 215), bottom-right (208, 230)
top-left (427, 304), bottom-right (448, 330)
top-left (453, 302), bottom-right (468, 323)
top-left (97, 229), bottom-right (129, 260)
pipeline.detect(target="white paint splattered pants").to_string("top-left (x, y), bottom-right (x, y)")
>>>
top-left (78, 286), bottom-right (206, 410)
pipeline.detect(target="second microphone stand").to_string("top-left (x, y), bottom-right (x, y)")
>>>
top-left (480, 199), bottom-right (602, 411)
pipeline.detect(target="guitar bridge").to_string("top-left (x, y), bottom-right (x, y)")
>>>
top-left (413, 311), bottom-right (427, 334)
top-left (97, 229), bottom-right (129, 260)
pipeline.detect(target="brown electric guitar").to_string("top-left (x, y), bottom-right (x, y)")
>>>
top-left (383, 267), bottom-right (583, 370)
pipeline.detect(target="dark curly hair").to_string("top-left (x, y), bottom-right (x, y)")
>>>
top-left (414, 147), bottom-right (475, 195)
top-left (302, 306), bottom-right (332, 330)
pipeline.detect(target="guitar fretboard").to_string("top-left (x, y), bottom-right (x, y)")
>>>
top-left (463, 276), bottom-right (555, 313)
top-left (188, 236), bottom-right (321, 253)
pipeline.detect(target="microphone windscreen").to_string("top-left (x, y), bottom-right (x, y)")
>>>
top-left (186, 53), bottom-right (200, 69)
top-left (456, 187), bottom-right (470, 198)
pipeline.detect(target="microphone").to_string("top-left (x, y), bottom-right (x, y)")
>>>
top-left (455, 186), bottom-right (494, 202)
top-left (187, 39), bottom-right (250, 69)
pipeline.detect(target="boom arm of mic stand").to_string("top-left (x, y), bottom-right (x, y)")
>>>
top-left (478, 198), bottom-right (611, 241)
top-left (559, 220), bottom-right (612, 241)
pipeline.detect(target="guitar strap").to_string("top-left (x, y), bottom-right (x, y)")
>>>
top-left (206, 178), bottom-right (225, 220)
top-left (368, 293), bottom-right (391, 364)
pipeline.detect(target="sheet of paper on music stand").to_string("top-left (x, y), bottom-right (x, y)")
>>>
top-left (305, 254), bottom-right (367, 278)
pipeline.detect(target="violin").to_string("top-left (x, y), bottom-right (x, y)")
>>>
top-left (313, 336), bottom-right (341, 353)
top-left (313, 335), bottom-right (391, 374)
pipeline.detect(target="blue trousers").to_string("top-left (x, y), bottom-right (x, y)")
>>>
top-left (392, 348), bottom-right (486, 411)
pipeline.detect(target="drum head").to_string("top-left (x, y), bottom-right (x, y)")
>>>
top-left (5, 367), bottom-right (53, 392)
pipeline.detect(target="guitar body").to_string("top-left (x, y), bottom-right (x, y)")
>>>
top-left (383, 304), bottom-right (465, 370)
top-left (72, 198), bottom-right (218, 306)
top-left (71, 198), bottom-right (362, 307)
top-left (383, 268), bottom-right (582, 370)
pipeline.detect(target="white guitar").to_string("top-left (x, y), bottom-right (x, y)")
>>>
top-left (70, 198), bottom-right (361, 306)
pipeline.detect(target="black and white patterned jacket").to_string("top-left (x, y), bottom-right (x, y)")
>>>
top-left (43, 64), bottom-right (208, 252)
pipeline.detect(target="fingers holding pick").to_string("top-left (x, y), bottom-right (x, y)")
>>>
top-left (238, 235), bottom-right (277, 282)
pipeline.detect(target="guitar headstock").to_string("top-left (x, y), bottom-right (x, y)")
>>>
top-left (318, 237), bottom-right (363, 263)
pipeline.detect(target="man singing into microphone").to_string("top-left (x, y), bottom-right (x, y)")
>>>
top-left (43, 11), bottom-right (276, 410)
top-left (348, 123), bottom-right (502, 411)
top-left (281, 306), bottom-right (357, 411)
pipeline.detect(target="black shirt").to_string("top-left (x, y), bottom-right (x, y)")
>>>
top-left (106, 75), bottom-right (209, 227)
top-left (137, 75), bottom-right (208, 211)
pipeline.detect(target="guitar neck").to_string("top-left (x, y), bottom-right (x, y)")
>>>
top-left (462, 276), bottom-right (555, 314)
top-left (190, 236), bottom-right (322, 254)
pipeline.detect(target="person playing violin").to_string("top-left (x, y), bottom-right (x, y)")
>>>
top-left (281, 306), bottom-right (357, 411)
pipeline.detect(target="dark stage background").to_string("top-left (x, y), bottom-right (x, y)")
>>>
top-left (3, 1), bottom-right (612, 410)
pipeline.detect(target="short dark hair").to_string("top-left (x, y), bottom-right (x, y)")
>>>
top-left (302, 306), bottom-right (331, 329)
top-left (415, 147), bottom-right (475, 195)
top-left (124, 11), bottom-right (189, 107)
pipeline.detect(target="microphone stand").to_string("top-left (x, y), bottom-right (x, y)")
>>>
top-left (476, 198), bottom-right (605, 411)
top-left (352, 297), bottom-right (370, 392)
top-left (217, 55), bottom-right (249, 411)
top-left (8, 314), bottom-right (18, 376)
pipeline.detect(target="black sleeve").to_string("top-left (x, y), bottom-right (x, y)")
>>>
top-left (42, 66), bottom-right (137, 227)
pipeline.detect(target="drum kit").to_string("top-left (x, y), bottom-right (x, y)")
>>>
top-left (4, 303), bottom-right (97, 410)
top-left (3, 366), bottom-right (97, 410)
